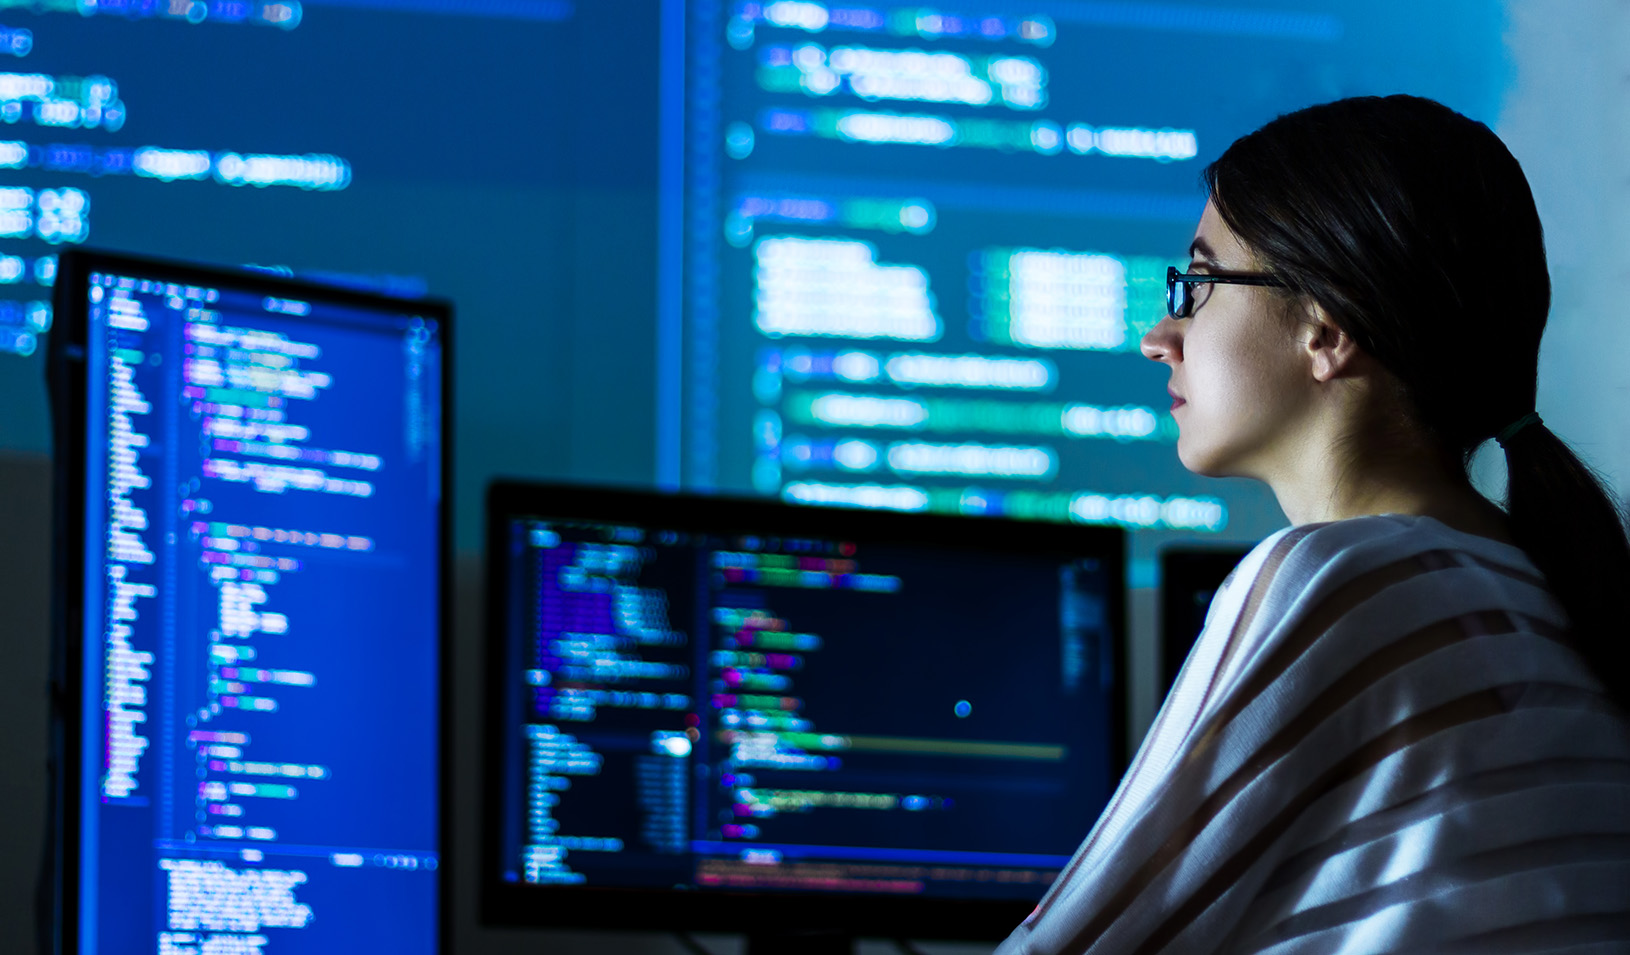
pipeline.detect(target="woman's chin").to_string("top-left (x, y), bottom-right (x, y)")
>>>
top-left (1175, 438), bottom-right (1231, 478)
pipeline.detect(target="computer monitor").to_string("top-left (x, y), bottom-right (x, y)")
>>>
top-left (1158, 547), bottom-right (1253, 697)
top-left (48, 249), bottom-right (450, 954)
top-left (481, 481), bottom-right (1125, 946)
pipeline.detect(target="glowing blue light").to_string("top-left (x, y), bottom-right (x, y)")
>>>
top-left (32, 254), bottom-right (55, 286)
top-left (1030, 120), bottom-right (1063, 154)
top-left (898, 202), bottom-right (932, 230)
top-left (886, 441), bottom-right (1055, 479)
top-left (725, 121), bottom-right (756, 159)
top-left (0, 26), bottom-right (32, 57)
top-left (813, 45), bottom-right (999, 108)
top-left (652, 731), bottom-right (692, 757)
top-left (727, 14), bottom-right (756, 49)
top-left (754, 236), bottom-right (942, 341)
top-left (1061, 404), bottom-right (1158, 439)
top-left (761, 107), bottom-right (812, 133)
top-left (831, 350), bottom-right (879, 382)
top-left (831, 439), bottom-right (879, 471)
top-left (214, 151), bottom-right (350, 190)
top-left (133, 147), bottom-right (211, 181)
top-left (1066, 123), bottom-right (1198, 162)
top-left (752, 456), bottom-right (782, 493)
top-left (954, 700), bottom-right (971, 718)
top-left (0, 72), bottom-right (53, 101)
top-left (835, 110), bottom-right (955, 145)
top-left (1067, 493), bottom-right (1227, 531)
top-left (754, 409), bottom-right (782, 449)
top-left (0, 327), bottom-right (35, 356)
top-left (885, 352), bottom-right (1051, 390)
top-left (737, 194), bottom-right (836, 222)
top-left (763, 0), bottom-right (827, 31)
top-left (782, 481), bottom-right (928, 511)
top-left (809, 393), bottom-right (926, 428)
top-left (829, 8), bottom-right (882, 29)
top-left (36, 187), bottom-right (89, 244)
top-left (1004, 250), bottom-right (1128, 350)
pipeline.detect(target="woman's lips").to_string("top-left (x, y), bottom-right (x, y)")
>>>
top-left (1169, 388), bottom-right (1186, 410)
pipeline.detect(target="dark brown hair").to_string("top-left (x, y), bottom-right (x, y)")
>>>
top-left (1206, 94), bottom-right (1629, 706)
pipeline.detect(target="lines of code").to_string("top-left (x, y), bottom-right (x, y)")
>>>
top-left (0, 3), bottom-right (363, 358)
top-left (675, 0), bottom-right (1375, 559)
top-left (0, 0), bottom-right (582, 368)
top-left (521, 534), bottom-right (692, 885)
top-left (77, 266), bottom-right (440, 954)
top-left (499, 512), bottom-right (1117, 901)
top-left (700, 546), bottom-right (1059, 894)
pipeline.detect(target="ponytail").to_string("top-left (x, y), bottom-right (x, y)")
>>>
top-left (1502, 423), bottom-right (1630, 709)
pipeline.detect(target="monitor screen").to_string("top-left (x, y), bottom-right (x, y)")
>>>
top-left (1158, 547), bottom-right (1252, 696)
top-left (667, 0), bottom-right (1508, 574)
top-left (49, 250), bottom-right (448, 955)
top-left (482, 481), bottom-right (1124, 939)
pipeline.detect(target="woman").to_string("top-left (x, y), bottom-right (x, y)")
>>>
top-left (998, 96), bottom-right (1630, 954)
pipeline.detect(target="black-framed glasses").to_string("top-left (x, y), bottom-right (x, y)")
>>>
top-left (1166, 266), bottom-right (1287, 318)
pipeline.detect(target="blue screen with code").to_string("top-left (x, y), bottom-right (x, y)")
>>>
top-left (69, 259), bottom-right (442, 955)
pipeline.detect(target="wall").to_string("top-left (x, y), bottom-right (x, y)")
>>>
top-left (1497, 0), bottom-right (1630, 500)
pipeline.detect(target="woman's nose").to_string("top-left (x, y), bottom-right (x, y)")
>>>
top-left (1140, 314), bottom-right (1183, 363)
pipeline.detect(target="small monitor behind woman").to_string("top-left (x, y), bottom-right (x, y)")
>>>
top-left (1001, 95), bottom-right (1630, 955)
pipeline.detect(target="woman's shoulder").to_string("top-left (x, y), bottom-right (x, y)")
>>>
top-left (1241, 513), bottom-right (1545, 605)
top-left (1216, 514), bottom-right (1570, 697)
top-left (1311, 512), bottom-right (1532, 563)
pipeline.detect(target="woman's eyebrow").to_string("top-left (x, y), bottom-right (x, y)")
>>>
top-left (1187, 236), bottom-right (1219, 263)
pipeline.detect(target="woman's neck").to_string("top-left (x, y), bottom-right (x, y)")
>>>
top-left (1266, 434), bottom-right (1513, 544)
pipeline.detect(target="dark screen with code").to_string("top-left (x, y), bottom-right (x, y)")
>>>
top-left (491, 492), bottom-right (1120, 902)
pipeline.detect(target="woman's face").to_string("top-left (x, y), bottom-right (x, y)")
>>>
top-left (1140, 200), bottom-right (1314, 479)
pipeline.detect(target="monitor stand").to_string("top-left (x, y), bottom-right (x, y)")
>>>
top-left (745, 930), bottom-right (856, 955)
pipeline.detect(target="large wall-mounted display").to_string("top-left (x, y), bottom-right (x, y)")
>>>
top-left (0, 0), bottom-right (1506, 561)
top-left (669, 0), bottom-right (1507, 560)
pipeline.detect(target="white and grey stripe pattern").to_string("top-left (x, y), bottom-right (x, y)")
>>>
top-left (998, 515), bottom-right (1630, 955)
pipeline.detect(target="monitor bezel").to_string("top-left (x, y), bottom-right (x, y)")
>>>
top-left (480, 479), bottom-right (1127, 941)
top-left (46, 248), bottom-right (454, 955)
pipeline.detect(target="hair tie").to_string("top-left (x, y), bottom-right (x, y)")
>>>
top-left (1495, 411), bottom-right (1543, 447)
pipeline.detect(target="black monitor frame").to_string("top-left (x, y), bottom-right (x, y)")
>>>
top-left (480, 479), bottom-right (1127, 943)
top-left (45, 248), bottom-right (454, 955)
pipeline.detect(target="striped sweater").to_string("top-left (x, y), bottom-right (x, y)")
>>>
top-left (998, 515), bottom-right (1630, 955)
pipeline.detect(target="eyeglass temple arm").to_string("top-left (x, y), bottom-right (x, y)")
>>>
top-left (1170, 272), bottom-right (1286, 288)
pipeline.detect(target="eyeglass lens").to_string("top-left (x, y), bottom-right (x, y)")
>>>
top-left (1166, 273), bottom-right (1191, 318)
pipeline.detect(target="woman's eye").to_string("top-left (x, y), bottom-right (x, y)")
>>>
top-left (1188, 283), bottom-right (1212, 313)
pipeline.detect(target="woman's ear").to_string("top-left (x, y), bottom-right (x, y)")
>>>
top-left (1300, 305), bottom-right (1364, 382)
